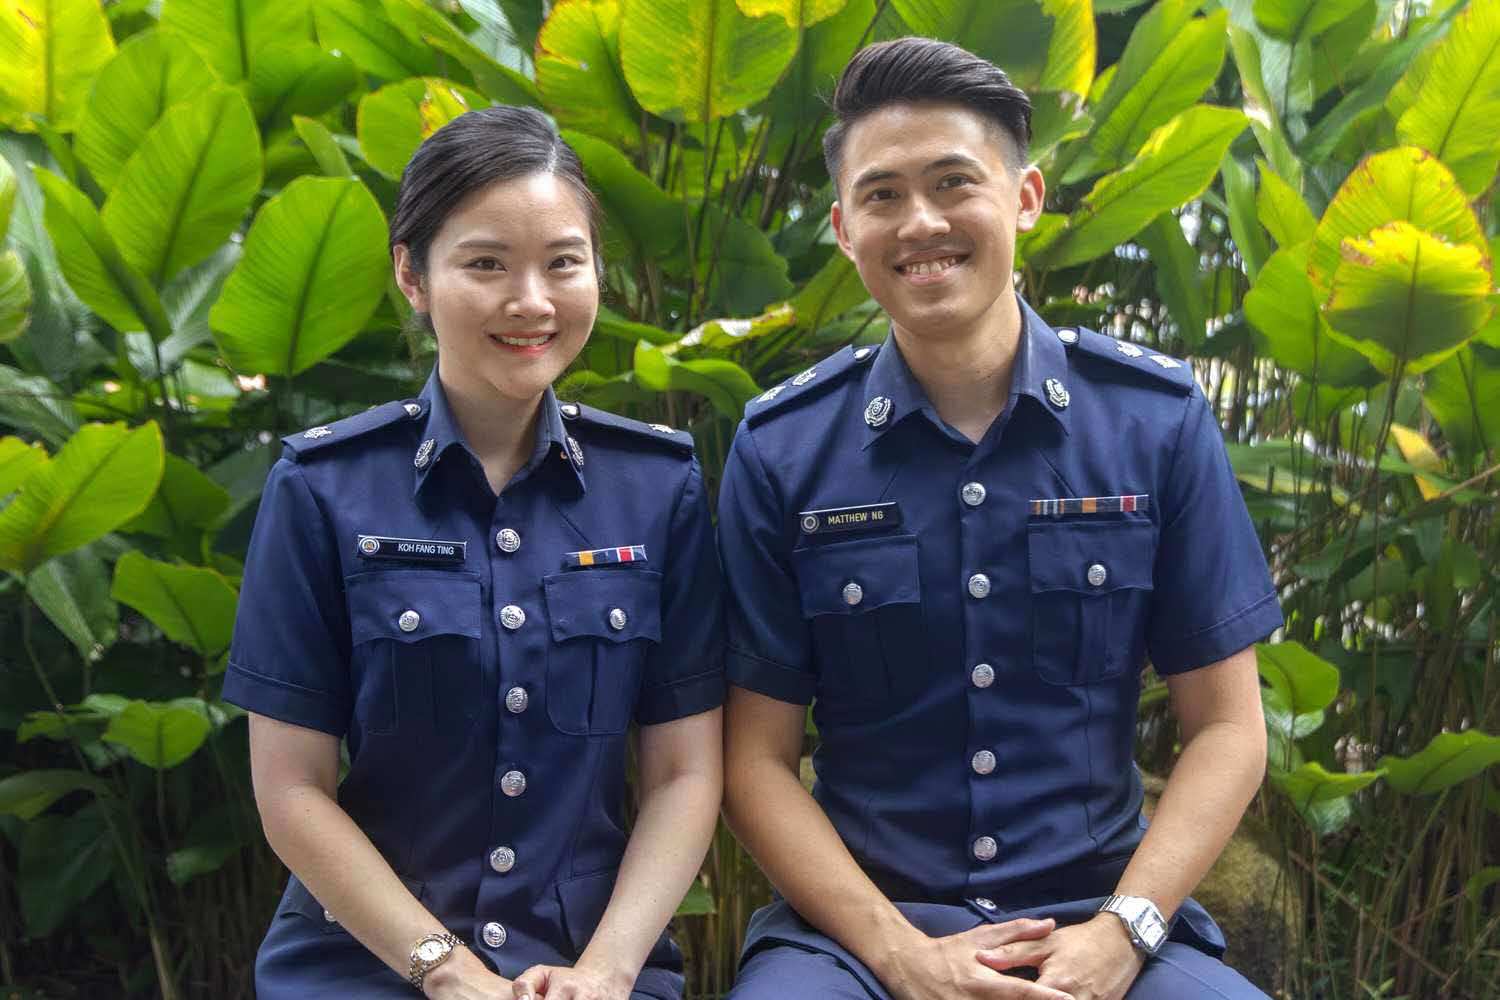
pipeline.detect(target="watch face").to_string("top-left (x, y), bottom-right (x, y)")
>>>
top-left (417, 940), bottom-right (445, 962)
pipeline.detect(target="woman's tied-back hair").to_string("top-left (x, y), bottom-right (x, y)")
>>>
top-left (823, 37), bottom-right (1034, 191)
top-left (389, 104), bottom-right (604, 285)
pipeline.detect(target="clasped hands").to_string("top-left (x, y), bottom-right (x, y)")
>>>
top-left (424, 947), bottom-right (634, 1000)
top-left (882, 913), bottom-right (1146, 1000)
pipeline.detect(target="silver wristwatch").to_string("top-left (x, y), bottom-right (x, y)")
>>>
top-left (1098, 894), bottom-right (1168, 956)
top-left (408, 931), bottom-right (463, 991)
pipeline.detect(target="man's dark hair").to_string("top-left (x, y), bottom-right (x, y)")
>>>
top-left (390, 104), bottom-right (603, 283)
top-left (823, 37), bottom-right (1033, 191)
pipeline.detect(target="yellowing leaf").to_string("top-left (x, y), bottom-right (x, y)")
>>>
top-left (1388, 424), bottom-right (1444, 499)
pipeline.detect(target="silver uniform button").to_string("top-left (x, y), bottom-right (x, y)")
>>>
top-left (500, 770), bottom-right (527, 797)
top-left (975, 897), bottom-right (997, 911)
top-left (481, 921), bottom-right (506, 948)
top-left (854, 346), bottom-right (874, 361)
top-left (560, 402), bottom-right (580, 419)
top-left (496, 528), bottom-right (521, 553)
top-left (505, 686), bottom-right (529, 714)
top-left (398, 610), bottom-right (421, 632)
top-left (971, 663), bottom-right (995, 688)
top-left (1056, 328), bottom-right (1079, 346)
top-left (961, 482), bottom-right (986, 507)
top-left (499, 605), bottom-right (526, 630)
top-left (973, 836), bottom-right (998, 861)
top-left (1087, 563), bottom-right (1108, 587)
top-left (971, 750), bottom-right (997, 775)
top-left (968, 574), bottom-right (991, 599)
top-left (404, 402), bottom-right (421, 418)
top-left (608, 608), bottom-right (628, 631)
top-left (842, 581), bottom-right (864, 607)
top-left (323, 908), bottom-right (336, 923)
top-left (489, 846), bottom-right (516, 873)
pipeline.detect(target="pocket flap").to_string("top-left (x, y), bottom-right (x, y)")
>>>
top-left (1027, 520), bottom-right (1155, 595)
top-left (793, 533), bottom-right (921, 617)
top-left (556, 868), bottom-right (618, 954)
top-left (347, 571), bottom-right (482, 645)
top-left (544, 570), bottom-right (663, 644)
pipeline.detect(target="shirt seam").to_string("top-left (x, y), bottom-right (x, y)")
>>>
top-left (225, 658), bottom-right (340, 701)
top-left (1157, 589), bottom-right (1279, 644)
top-left (725, 642), bottom-right (801, 677)
top-left (640, 665), bottom-right (723, 692)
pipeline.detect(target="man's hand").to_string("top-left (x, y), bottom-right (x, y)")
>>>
top-left (510, 961), bottom-right (633, 1000)
top-left (877, 917), bottom-right (1077, 1000)
top-left (976, 914), bottom-right (1144, 1000)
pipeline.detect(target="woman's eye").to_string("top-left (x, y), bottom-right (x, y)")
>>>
top-left (551, 255), bottom-right (583, 269)
top-left (468, 258), bottom-right (503, 271)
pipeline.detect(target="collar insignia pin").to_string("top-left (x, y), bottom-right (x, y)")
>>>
top-left (1045, 378), bottom-right (1071, 409)
top-left (864, 395), bottom-right (893, 428)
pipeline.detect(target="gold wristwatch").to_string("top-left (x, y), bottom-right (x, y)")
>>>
top-left (408, 931), bottom-right (463, 992)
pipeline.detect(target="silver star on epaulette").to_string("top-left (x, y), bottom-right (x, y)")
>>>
top-left (304, 426), bottom-right (332, 440)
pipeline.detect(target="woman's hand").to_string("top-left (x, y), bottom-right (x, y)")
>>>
top-left (423, 946), bottom-right (515, 999)
top-left (511, 960), bottom-right (634, 1000)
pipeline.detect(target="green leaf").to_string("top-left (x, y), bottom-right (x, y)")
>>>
top-left (1136, 213), bottom-right (1208, 348)
top-left (1308, 147), bottom-right (1486, 301)
top-left (1423, 345), bottom-right (1500, 463)
top-left (31, 168), bottom-right (171, 340)
top-left (1388, 0), bottom-right (1500, 196)
top-left (125, 452), bottom-right (231, 543)
top-left (0, 770), bottom-right (106, 821)
top-left (593, 308), bottom-right (679, 346)
top-left (1465, 866), bottom-right (1500, 904)
top-left (0, 131), bottom-right (17, 237)
top-left (674, 878), bottom-right (717, 915)
top-left (1036, 0), bottom-right (1097, 98)
top-left (20, 803), bottom-right (112, 937)
top-left (0, 421), bottom-right (164, 575)
top-left (0, 247), bottom-right (31, 343)
top-left (736, 0), bottom-right (848, 26)
top-left (694, 206), bottom-right (794, 315)
top-left (73, 29), bottom-right (216, 192)
top-left (1270, 762), bottom-right (1383, 815)
top-left (766, 0), bottom-right (873, 128)
top-left (790, 253), bottom-right (870, 334)
top-left (292, 116), bottom-right (353, 178)
top-left (0, 0), bottom-right (117, 133)
top-left (674, 303), bottom-right (796, 352)
top-left (101, 85), bottom-right (262, 287)
top-left (110, 551), bottom-right (237, 656)
top-left (1324, 221), bottom-right (1493, 375)
top-left (211, 176), bottom-right (389, 377)
top-left (1030, 105), bottom-right (1248, 270)
top-left (27, 546), bottom-right (118, 658)
top-left (1256, 641), bottom-right (1342, 717)
top-left (380, 0), bottom-right (542, 108)
top-left (562, 129), bottom-right (683, 259)
top-left (313, 0), bottom-right (437, 81)
top-left (1379, 729), bottom-right (1500, 795)
top-left (620, 0), bottom-right (798, 123)
top-left (160, 0), bottom-right (311, 84)
top-left (1222, 153), bottom-right (1271, 282)
top-left (247, 41), bottom-right (358, 128)
top-left (1256, 167), bottom-right (1317, 250)
top-left (536, 0), bottom-right (640, 149)
top-left (892, 0), bottom-right (1053, 91)
top-left (0, 436), bottom-right (46, 496)
top-left (356, 77), bottom-right (488, 180)
top-left (1068, 9), bottom-right (1228, 180)
top-left (634, 341), bottom-right (761, 416)
top-left (0, 365), bottom-right (78, 449)
top-left (1244, 248), bottom-right (1379, 385)
top-left (102, 699), bottom-right (213, 769)
top-left (1253, 0), bottom-right (1365, 42)
top-left (166, 805), bottom-right (244, 886)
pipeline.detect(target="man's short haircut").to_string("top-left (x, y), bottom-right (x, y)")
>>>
top-left (823, 36), bottom-right (1033, 191)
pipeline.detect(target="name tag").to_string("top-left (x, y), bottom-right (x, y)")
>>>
top-left (356, 535), bottom-right (466, 564)
top-left (798, 502), bottom-right (901, 536)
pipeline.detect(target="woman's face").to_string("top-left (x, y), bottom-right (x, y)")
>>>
top-left (396, 172), bottom-right (599, 407)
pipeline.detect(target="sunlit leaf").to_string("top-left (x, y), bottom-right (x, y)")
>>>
top-left (1379, 730), bottom-right (1500, 795)
top-left (1244, 248), bottom-right (1379, 386)
top-left (634, 340), bottom-right (761, 416)
top-left (1387, 424), bottom-right (1444, 500)
top-left (1270, 762), bottom-right (1383, 816)
top-left (674, 303), bottom-right (795, 352)
top-left (160, 0), bottom-right (311, 83)
top-left (0, 435), bottom-right (46, 496)
top-left (0, 770), bottom-right (106, 821)
top-left (893, 0), bottom-right (1053, 91)
top-left (537, 0), bottom-right (640, 149)
top-left (27, 545), bottom-right (117, 658)
top-left (313, 0), bottom-right (436, 81)
top-left (0, 0), bottom-right (116, 132)
top-left (0, 247), bottom-right (30, 343)
top-left (381, 0), bottom-right (541, 107)
top-left (357, 77), bottom-right (488, 180)
top-left (1253, 0), bottom-right (1365, 42)
top-left (101, 698), bottom-right (213, 769)
top-left (736, 0), bottom-right (847, 26)
top-left (110, 551), bottom-right (237, 656)
top-left (1256, 641), bottom-right (1341, 717)
top-left (766, 0), bottom-right (872, 128)
top-left (292, 115), bottom-right (353, 178)
top-left (790, 253), bottom-right (870, 334)
top-left (1256, 166), bottom-right (1317, 250)
top-left (247, 41), bottom-right (358, 127)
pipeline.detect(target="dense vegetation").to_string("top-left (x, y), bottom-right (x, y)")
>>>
top-left (0, 0), bottom-right (1496, 996)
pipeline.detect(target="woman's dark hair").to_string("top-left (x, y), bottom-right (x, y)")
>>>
top-left (389, 104), bottom-right (604, 290)
top-left (823, 37), bottom-right (1033, 191)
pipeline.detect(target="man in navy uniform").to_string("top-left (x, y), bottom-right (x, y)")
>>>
top-left (718, 37), bottom-right (1282, 1000)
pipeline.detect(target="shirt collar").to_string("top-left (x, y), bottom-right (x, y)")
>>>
top-left (860, 295), bottom-right (1072, 449)
top-left (412, 370), bottom-right (585, 496)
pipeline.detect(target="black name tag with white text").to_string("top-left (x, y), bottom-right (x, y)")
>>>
top-left (798, 502), bottom-right (901, 536)
top-left (356, 535), bottom-right (466, 564)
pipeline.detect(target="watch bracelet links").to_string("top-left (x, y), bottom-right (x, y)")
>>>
top-left (408, 931), bottom-right (465, 992)
top-left (1099, 894), bottom-right (1167, 955)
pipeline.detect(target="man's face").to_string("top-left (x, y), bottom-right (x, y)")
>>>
top-left (831, 102), bottom-right (1044, 344)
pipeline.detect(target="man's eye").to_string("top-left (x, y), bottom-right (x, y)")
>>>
top-left (937, 175), bottom-right (972, 190)
top-left (868, 189), bottom-right (897, 203)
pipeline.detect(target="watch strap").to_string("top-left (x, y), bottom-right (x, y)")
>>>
top-left (1099, 894), bottom-right (1168, 956)
top-left (408, 931), bottom-right (464, 992)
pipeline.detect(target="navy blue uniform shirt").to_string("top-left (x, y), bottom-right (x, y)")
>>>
top-left (223, 371), bottom-right (724, 998)
top-left (718, 298), bottom-right (1281, 947)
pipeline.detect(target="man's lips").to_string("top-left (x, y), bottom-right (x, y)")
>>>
top-left (894, 254), bottom-right (968, 276)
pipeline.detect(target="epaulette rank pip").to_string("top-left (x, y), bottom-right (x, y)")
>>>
top-left (559, 402), bottom-right (694, 455)
top-left (745, 343), bottom-right (880, 427)
top-left (283, 399), bottom-right (426, 459)
top-left (1064, 328), bottom-right (1196, 395)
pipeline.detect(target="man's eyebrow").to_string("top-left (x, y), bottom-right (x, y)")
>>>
top-left (850, 154), bottom-right (988, 192)
top-left (453, 236), bottom-right (590, 251)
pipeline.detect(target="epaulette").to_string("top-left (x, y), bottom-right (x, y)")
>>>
top-left (561, 402), bottom-right (694, 455)
top-left (744, 343), bottom-right (878, 427)
top-left (1067, 328), bottom-right (1196, 395)
top-left (281, 399), bottom-right (424, 459)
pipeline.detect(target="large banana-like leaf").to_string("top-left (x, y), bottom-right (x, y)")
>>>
top-left (1036, 0), bottom-right (1097, 99)
top-left (1379, 730), bottom-right (1500, 796)
top-left (380, 0), bottom-right (541, 107)
top-left (0, 152), bottom-right (13, 238)
top-left (1270, 762), bottom-right (1384, 821)
top-left (1323, 221), bottom-right (1492, 375)
top-left (634, 340), bottom-right (762, 417)
top-left (27, 545), bottom-right (117, 658)
top-left (0, 421), bottom-right (164, 575)
top-left (620, 0), bottom-right (798, 123)
top-left (73, 30), bottom-right (215, 193)
top-left (1387, 0), bottom-right (1500, 196)
top-left (537, 0), bottom-right (641, 149)
top-left (1135, 213), bottom-right (1208, 348)
top-left (111, 551), bottom-right (237, 657)
top-left (737, 0), bottom-right (848, 26)
top-left (0, 0), bottom-right (116, 133)
top-left (1423, 344), bottom-right (1500, 463)
top-left (1028, 106), bottom-right (1247, 270)
top-left (32, 168), bottom-right (171, 340)
top-left (1308, 147), bottom-right (1486, 299)
top-left (893, 0), bottom-right (1053, 91)
top-left (1252, 0), bottom-right (1365, 43)
top-left (102, 698), bottom-right (212, 769)
top-left (210, 176), bottom-right (388, 377)
top-left (0, 248), bottom-right (29, 343)
top-left (563, 130), bottom-right (683, 260)
top-left (766, 0), bottom-right (871, 128)
top-left (1255, 166), bottom-right (1317, 249)
top-left (1256, 641), bottom-right (1341, 717)
top-left (246, 41), bottom-right (358, 128)
top-left (313, 0), bottom-right (436, 81)
top-left (101, 86), bottom-right (261, 288)
top-left (0, 435), bottom-right (46, 496)
top-left (1244, 247), bottom-right (1378, 385)
top-left (159, 0), bottom-right (311, 84)
top-left (356, 77), bottom-right (487, 180)
top-left (790, 253), bottom-right (869, 334)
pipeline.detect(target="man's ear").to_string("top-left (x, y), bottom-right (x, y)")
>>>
top-left (831, 200), bottom-right (855, 261)
top-left (1014, 165), bottom-right (1046, 233)
top-left (392, 244), bottom-right (429, 312)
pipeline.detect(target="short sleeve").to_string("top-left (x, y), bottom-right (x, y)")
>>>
top-left (1147, 389), bottom-right (1283, 674)
top-left (221, 457), bottom-right (353, 734)
top-left (717, 424), bottom-right (817, 704)
top-left (636, 457), bottom-right (726, 725)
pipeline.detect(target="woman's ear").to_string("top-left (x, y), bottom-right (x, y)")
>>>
top-left (392, 244), bottom-right (429, 313)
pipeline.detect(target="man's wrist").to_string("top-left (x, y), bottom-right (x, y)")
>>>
top-left (575, 948), bottom-right (639, 994)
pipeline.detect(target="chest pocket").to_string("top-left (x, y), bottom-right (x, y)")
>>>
top-left (543, 569), bottom-right (662, 735)
top-left (793, 534), bottom-right (923, 709)
top-left (1027, 520), bottom-right (1154, 685)
top-left (346, 571), bottom-right (483, 739)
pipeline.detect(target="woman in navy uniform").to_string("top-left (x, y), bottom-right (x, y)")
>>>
top-left (718, 39), bottom-right (1282, 1000)
top-left (223, 107), bottom-right (725, 999)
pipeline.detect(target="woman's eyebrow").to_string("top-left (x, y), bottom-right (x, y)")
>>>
top-left (454, 236), bottom-right (589, 251)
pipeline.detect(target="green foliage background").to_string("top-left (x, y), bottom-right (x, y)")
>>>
top-left (0, 0), bottom-right (1497, 997)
